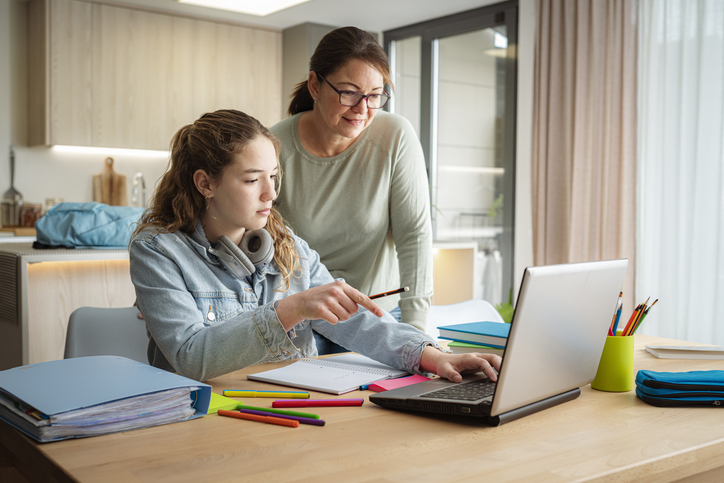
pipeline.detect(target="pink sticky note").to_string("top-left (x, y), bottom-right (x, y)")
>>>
top-left (368, 374), bottom-right (431, 392)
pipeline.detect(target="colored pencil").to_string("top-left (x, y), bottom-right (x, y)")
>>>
top-left (621, 304), bottom-right (641, 336)
top-left (218, 409), bottom-right (299, 428)
top-left (610, 292), bottom-right (623, 332)
top-left (632, 299), bottom-right (658, 335)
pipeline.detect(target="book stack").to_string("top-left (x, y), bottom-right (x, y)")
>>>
top-left (645, 345), bottom-right (724, 360)
top-left (437, 321), bottom-right (511, 356)
top-left (0, 356), bottom-right (211, 443)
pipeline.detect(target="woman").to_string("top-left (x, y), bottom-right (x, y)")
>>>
top-left (129, 109), bottom-right (500, 382)
top-left (270, 27), bottom-right (433, 335)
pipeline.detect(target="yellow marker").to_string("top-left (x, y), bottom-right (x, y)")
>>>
top-left (222, 390), bottom-right (310, 399)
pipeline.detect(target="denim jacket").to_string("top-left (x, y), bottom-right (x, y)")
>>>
top-left (129, 220), bottom-right (437, 381)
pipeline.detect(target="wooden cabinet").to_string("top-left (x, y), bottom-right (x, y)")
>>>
top-left (0, 244), bottom-right (136, 370)
top-left (28, 0), bottom-right (282, 149)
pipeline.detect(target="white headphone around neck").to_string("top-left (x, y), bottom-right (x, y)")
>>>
top-left (209, 229), bottom-right (274, 278)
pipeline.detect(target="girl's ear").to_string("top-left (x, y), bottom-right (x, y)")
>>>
top-left (193, 169), bottom-right (213, 199)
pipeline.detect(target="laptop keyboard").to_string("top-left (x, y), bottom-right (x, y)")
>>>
top-left (423, 379), bottom-right (497, 401)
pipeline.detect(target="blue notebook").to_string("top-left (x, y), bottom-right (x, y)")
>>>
top-left (0, 356), bottom-right (211, 442)
top-left (437, 321), bottom-right (510, 348)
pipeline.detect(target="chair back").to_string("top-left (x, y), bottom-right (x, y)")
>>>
top-left (64, 306), bottom-right (149, 364)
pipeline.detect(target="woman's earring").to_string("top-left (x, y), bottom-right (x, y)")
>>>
top-left (313, 97), bottom-right (317, 103)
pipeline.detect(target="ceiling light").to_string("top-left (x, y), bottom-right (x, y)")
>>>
top-left (177, 0), bottom-right (311, 16)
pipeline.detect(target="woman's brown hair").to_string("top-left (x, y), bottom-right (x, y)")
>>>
top-left (134, 109), bottom-right (300, 290)
top-left (288, 26), bottom-right (393, 115)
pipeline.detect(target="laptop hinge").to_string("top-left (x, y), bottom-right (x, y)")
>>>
top-left (487, 388), bottom-right (581, 426)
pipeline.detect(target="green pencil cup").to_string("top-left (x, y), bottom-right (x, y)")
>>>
top-left (591, 335), bottom-right (634, 392)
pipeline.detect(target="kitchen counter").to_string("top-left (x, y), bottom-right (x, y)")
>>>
top-left (0, 227), bottom-right (36, 243)
top-left (0, 242), bottom-right (129, 261)
top-left (0, 243), bottom-right (136, 370)
top-left (0, 235), bottom-right (36, 243)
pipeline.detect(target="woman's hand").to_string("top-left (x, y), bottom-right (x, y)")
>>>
top-left (275, 280), bottom-right (383, 331)
top-left (420, 346), bottom-right (502, 383)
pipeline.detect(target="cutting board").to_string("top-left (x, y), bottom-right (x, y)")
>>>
top-left (93, 157), bottom-right (127, 206)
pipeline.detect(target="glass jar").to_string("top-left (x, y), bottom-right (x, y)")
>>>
top-left (21, 203), bottom-right (43, 228)
top-left (1, 199), bottom-right (22, 227)
top-left (44, 197), bottom-right (64, 214)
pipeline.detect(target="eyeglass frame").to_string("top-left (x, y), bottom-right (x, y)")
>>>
top-left (316, 73), bottom-right (390, 109)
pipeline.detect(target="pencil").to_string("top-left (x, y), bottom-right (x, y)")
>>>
top-left (631, 312), bottom-right (647, 335)
top-left (370, 287), bottom-right (409, 300)
top-left (632, 299), bottom-right (657, 335)
top-left (630, 297), bottom-right (650, 334)
top-left (647, 299), bottom-right (658, 312)
top-left (222, 390), bottom-right (309, 398)
top-left (621, 304), bottom-right (641, 336)
top-left (610, 292), bottom-right (622, 331)
top-left (612, 304), bottom-right (623, 335)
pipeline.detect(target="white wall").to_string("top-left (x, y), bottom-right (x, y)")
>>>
top-left (514, 0), bottom-right (535, 295)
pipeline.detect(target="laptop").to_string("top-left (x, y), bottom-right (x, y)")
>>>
top-left (370, 259), bottom-right (628, 426)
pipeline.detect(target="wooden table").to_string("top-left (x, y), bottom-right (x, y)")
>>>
top-left (2, 335), bottom-right (724, 482)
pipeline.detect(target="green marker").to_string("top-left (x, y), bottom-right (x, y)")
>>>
top-left (236, 404), bottom-right (319, 420)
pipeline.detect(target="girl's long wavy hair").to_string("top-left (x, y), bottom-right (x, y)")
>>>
top-left (288, 26), bottom-right (393, 115)
top-left (134, 109), bottom-right (301, 291)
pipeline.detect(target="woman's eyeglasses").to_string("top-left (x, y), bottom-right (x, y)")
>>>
top-left (317, 74), bottom-right (390, 109)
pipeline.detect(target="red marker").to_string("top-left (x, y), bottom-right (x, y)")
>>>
top-left (272, 398), bottom-right (364, 408)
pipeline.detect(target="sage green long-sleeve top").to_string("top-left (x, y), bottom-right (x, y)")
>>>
top-left (271, 111), bottom-right (433, 331)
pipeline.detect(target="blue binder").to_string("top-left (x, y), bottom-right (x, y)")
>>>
top-left (0, 356), bottom-right (211, 442)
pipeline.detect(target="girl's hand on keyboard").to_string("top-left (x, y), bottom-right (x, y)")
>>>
top-left (420, 347), bottom-right (502, 383)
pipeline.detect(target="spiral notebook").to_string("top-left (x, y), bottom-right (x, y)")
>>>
top-left (247, 354), bottom-right (409, 395)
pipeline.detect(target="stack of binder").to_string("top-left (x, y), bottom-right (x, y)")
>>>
top-left (437, 321), bottom-right (510, 356)
top-left (0, 356), bottom-right (211, 442)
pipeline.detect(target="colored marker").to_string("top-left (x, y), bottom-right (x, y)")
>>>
top-left (272, 399), bottom-right (364, 408)
top-left (223, 390), bottom-right (310, 398)
top-left (236, 404), bottom-right (320, 420)
top-left (359, 384), bottom-right (369, 390)
top-left (370, 287), bottom-right (409, 300)
top-left (236, 408), bottom-right (325, 426)
top-left (218, 409), bottom-right (299, 428)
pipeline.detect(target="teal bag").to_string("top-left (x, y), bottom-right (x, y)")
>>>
top-left (635, 370), bottom-right (724, 407)
top-left (34, 202), bottom-right (145, 248)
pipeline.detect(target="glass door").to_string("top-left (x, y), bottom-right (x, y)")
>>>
top-left (385, 1), bottom-right (518, 307)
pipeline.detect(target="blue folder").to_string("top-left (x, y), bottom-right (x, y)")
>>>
top-left (0, 356), bottom-right (211, 442)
